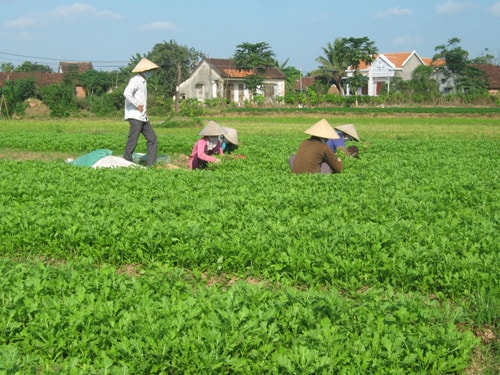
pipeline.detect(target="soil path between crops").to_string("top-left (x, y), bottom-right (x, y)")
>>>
top-left (0, 149), bottom-right (191, 168)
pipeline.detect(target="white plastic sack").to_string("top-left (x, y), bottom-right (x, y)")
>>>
top-left (91, 156), bottom-right (141, 169)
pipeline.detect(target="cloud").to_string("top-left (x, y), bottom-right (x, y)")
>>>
top-left (48, 2), bottom-right (121, 20)
top-left (140, 21), bottom-right (177, 31)
top-left (376, 7), bottom-right (413, 18)
top-left (5, 17), bottom-right (47, 29)
top-left (436, 1), bottom-right (472, 14)
top-left (3, 2), bottom-right (121, 32)
top-left (489, 2), bottom-right (500, 16)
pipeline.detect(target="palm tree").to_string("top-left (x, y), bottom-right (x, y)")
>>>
top-left (313, 38), bottom-right (347, 95)
top-left (314, 37), bottom-right (378, 101)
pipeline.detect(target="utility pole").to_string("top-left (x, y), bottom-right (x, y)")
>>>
top-left (175, 62), bottom-right (181, 113)
top-left (0, 93), bottom-right (9, 118)
top-left (299, 68), bottom-right (303, 92)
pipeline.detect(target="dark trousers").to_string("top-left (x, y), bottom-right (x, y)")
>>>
top-left (124, 119), bottom-right (157, 166)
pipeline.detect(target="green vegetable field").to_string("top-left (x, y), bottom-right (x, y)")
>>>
top-left (0, 112), bottom-right (498, 374)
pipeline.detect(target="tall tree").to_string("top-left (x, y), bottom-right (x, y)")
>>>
top-left (433, 37), bottom-right (469, 75)
top-left (433, 37), bottom-right (488, 94)
top-left (340, 37), bottom-right (377, 100)
top-left (410, 65), bottom-right (440, 98)
top-left (233, 42), bottom-right (276, 97)
top-left (147, 40), bottom-right (204, 96)
top-left (14, 61), bottom-right (53, 73)
top-left (314, 38), bottom-right (349, 95)
top-left (314, 37), bottom-right (377, 97)
top-left (469, 48), bottom-right (495, 65)
top-left (233, 42), bottom-right (276, 71)
top-left (1, 62), bottom-right (15, 73)
top-left (80, 70), bottom-right (112, 96)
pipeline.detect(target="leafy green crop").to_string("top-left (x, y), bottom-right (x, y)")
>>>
top-left (0, 117), bottom-right (498, 373)
top-left (0, 259), bottom-right (479, 373)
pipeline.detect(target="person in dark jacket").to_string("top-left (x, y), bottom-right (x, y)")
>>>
top-left (289, 119), bottom-right (343, 174)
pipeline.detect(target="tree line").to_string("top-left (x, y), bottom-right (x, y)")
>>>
top-left (0, 37), bottom-right (497, 118)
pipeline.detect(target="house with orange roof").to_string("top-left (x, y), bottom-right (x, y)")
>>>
top-left (178, 58), bottom-right (286, 104)
top-left (346, 51), bottom-right (437, 96)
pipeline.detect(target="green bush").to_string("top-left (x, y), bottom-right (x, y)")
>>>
top-left (0, 78), bottom-right (38, 117)
top-left (178, 98), bottom-right (204, 116)
top-left (40, 83), bottom-right (78, 118)
top-left (85, 95), bottom-right (121, 118)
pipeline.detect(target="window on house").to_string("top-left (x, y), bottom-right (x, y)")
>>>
top-left (195, 84), bottom-right (204, 100)
top-left (263, 84), bottom-right (275, 98)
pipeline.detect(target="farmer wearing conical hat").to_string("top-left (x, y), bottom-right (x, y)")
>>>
top-left (220, 126), bottom-right (239, 154)
top-left (327, 123), bottom-right (360, 157)
top-left (290, 119), bottom-right (343, 174)
top-left (123, 57), bottom-right (160, 166)
top-left (188, 120), bottom-right (226, 169)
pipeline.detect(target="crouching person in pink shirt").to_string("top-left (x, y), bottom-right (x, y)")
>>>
top-left (188, 121), bottom-right (226, 170)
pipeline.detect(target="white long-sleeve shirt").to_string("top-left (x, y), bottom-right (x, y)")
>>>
top-left (123, 74), bottom-right (147, 121)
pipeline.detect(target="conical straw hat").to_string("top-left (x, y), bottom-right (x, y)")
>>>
top-left (199, 120), bottom-right (226, 136)
top-left (304, 119), bottom-right (339, 139)
top-left (132, 58), bottom-right (160, 73)
top-left (335, 124), bottom-right (360, 141)
top-left (222, 127), bottom-right (238, 145)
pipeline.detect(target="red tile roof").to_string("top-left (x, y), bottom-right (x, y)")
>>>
top-left (356, 58), bottom-right (375, 71)
top-left (0, 72), bottom-right (64, 87)
top-left (352, 51), bottom-right (444, 71)
top-left (294, 77), bottom-right (315, 90)
top-left (471, 64), bottom-right (500, 89)
top-left (1, 61), bottom-right (94, 88)
top-left (205, 58), bottom-right (286, 80)
top-left (422, 57), bottom-right (446, 67)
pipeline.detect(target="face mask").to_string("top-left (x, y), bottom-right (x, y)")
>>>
top-left (144, 71), bottom-right (153, 79)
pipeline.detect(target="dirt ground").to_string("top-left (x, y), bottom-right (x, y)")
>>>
top-left (0, 150), bottom-right (75, 162)
top-left (0, 149), bottom-right (192, 171)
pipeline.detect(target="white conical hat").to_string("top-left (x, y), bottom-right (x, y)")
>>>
top-left (132, 58), bottom-right (160, 73)
top-left (335, 124), bottom-right (360, 141)
top-left (222, 127), bottom-right (238, 145)
top-left (304, 119), bottom-right (340, 139)
top-left (199, 120), bottom-right (226, 136)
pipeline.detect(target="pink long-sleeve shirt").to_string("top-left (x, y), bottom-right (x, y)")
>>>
top-left (188, 137), bottom-right (223, 169)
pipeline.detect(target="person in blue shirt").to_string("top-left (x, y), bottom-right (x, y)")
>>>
top-left (326, 123), bottom-right (360, 157)
top-left (220, 127), bottom-right (239, 154)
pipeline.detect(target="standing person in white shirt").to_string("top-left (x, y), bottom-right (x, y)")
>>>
top-left (123, 58), bottom-right (160, 166)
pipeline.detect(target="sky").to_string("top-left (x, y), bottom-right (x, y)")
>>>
top-left (1, 0), bottom-right (499, 74)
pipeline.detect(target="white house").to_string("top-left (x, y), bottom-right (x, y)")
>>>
top-left (178, 58), bottom-right (286, 104)
top-left (346, 51), bottom-right (436, 96)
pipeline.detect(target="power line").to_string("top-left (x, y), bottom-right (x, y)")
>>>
top-left (0, 51), bottom-right (128, 64)
top-left (0, 51), bottom-right (129, 71)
